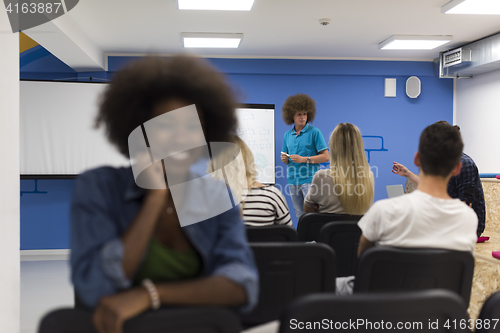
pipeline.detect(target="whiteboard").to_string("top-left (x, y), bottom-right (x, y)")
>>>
top-left (236, 105), bottom-right (275, 184)
top-left (20, 81), bottom-right (275, 183)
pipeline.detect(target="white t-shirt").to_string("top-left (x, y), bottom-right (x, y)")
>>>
top-left (358, 190), bottom-right (477, 253)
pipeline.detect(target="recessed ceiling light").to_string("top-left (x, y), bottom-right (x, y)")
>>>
top-left (442, 0), bottom-right (500, 15)
top-left (379, 35), bottom-right (453, 50)
top-left (181, 33), bottom-right (243, 48)
top-left (178, 0), bottom-right (255, 11)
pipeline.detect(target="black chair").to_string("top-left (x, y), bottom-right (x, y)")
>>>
top-left (279, 289), bottom-right (469, 333)
top-left (297, 213), bottom-right (362, 242)
top-left (318, 221), bottom-right (362, 277)
top-left (476, 291), bottom-right (500, 333)
top-left (242, 242), bottom-right (336, 327)
top-left (38, 307), bottom-right (242, 333)
top-left (354, 247), bottom-right (475, 305)
top-left (246, 225), bottom-right (298, 242)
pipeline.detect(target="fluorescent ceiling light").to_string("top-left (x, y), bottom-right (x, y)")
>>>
top-left (178, 0), bottom-right (255, 11)
top-left (181, 33), bottom-right (243, 48)
top-left (442, 0), bottom-right (500, 14)
top-left (379, 35), bottom-right (452, 50)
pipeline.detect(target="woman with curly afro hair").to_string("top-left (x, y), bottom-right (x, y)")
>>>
top-left (280, 93), bottom-right (329, 220)
top-left (70, 55), bottom-right (258, 333)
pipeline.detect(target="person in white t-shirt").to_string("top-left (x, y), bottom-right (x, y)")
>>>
top-left (337, 122), bottom-right (478, 295)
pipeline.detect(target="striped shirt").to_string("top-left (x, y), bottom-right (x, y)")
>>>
top-left (242, 186), bottom-right (293, 227)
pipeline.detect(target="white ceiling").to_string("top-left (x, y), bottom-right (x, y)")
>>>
top-left (25, 0), bottom-right (500, 70)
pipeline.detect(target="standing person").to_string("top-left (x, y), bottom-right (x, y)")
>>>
top-left (392, 122), bottom-right (485, 237)
top-left (304, 123), bottom-right (374, 215)
top-left (280, 94), bottom-right (329, 220)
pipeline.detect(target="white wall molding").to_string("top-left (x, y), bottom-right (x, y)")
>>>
top-left (21, 250), bottom-right (70, 261)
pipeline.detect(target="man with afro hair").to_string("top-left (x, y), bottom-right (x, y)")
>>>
top-left (281, 93), bottom-right (329, 220)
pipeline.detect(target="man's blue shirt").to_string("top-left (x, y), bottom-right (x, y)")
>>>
top-left (281, 123), bottom-right (328, 185)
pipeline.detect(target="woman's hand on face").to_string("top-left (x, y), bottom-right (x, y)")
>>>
top-left (93, 288), bottom-right (151, 333)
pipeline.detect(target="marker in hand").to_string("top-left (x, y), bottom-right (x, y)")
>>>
top-left (281, 152), bottom-right (290, 157)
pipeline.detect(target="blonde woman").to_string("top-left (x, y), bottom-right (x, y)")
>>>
top-left (210, 136), bottom-right (292, 227)
top-left (304, 123), bottom-right (374, 215)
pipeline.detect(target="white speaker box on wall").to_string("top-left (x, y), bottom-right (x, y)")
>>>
top-left (384, 78), bottom-right (397, 97)
top-left (406, 76), bottom-right (421, 98)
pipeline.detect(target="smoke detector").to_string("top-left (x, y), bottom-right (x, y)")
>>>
top-left (319, 18), bottom-right (331, 26)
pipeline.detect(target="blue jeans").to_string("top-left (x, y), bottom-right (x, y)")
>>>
top-left (289, 183), bottom-right (312, 221)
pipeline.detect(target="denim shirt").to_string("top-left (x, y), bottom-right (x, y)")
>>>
top-left (70, 166), bottom-right (259, 312)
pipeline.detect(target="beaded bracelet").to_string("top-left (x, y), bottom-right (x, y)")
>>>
top-left (142, 278), bottom-right (160, 310)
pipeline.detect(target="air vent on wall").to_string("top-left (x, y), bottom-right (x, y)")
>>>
top-left (434, 32), bottom-right (500, 78)
top-left (442, 48), bottom-right (472, 68)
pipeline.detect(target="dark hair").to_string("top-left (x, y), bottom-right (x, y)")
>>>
top-left (281, 93), bottom-right (316, 125)
top-left (95, 55), bottom-right (238, 158)
top-left (435, 120), bottom-right (461, 132)
top-left (418, 122), bottom-right (463, 177)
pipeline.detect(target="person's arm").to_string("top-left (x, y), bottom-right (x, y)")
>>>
top-left (392, 161), bottom-right (420, 186)
top-left (304, 202), bottom-right (319, 213)
top-left (303, 171), bottom-right (321, 213)
top-left (121, 190), bottom-right (167, 278)
top-left (157, 276), bottom-right (246, 306)
top-left (357, 235), bottom-right (375, 257)
top-left (71, 167), bottom-right (168, 308)
top-left (120, 160), bottom-right (170, 279)
top-left (281, 152), bottom-right (290, 164)
top-left (92, 276), bottom-right (246, 333)
top-left (281, 134), bottom-right (290, 164)
top-left (290, 149), bottom-right (329, 164)
top-left (356, 201), bottom-right (381, 257)
top-left (452, 158), bottom-right (476, 205)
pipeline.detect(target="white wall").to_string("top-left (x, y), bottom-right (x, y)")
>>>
top-left (456, 70), bottom-right (500, 174)
top-left (0, 9), bottom-right (20, 333)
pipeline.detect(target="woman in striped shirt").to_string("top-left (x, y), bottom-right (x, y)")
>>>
top-left (210, 136), bottom-right (293, 227)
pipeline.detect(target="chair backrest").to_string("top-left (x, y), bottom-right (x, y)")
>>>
top-left (354, 247), bottom-right (475, 305)
top-left (279, 289), bottom-right (469, 333)
top-left (476, 291), bottom-right (500, 333)
top-left (297, 213), bottom-right (362, 242)
top-left (246, 225), bottom-right (298, 243)
top-left (38, 307), bottom-right (242, 333)
top-left (242, 243), bottom-right (336, 327)
top-left (318, 221), bottom-right (362, 277)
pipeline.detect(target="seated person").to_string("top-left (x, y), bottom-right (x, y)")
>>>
top-left (392, 122), bottom-right (485, 237)
top-left (70, 56), bottom-right (258, 333)
top-left (210, 136), bottom-right (292, 227)
top-left (304, 123), bottom-right (374, 215)
top-left (337, 122), bottom-right (477, 295)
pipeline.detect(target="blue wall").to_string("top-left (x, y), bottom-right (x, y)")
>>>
top-left (20, 55), bottom-right (453, 249)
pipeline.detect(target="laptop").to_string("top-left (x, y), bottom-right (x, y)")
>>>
top-left (386, 184), bottom-right (404, 198)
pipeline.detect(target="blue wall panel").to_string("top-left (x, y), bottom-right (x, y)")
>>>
top-left (223, 69), bottom-right (452, 224)
top-left (21, 180), bottom-right (75, 250)
top-left (20, 55), bottom-right (453, 248)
